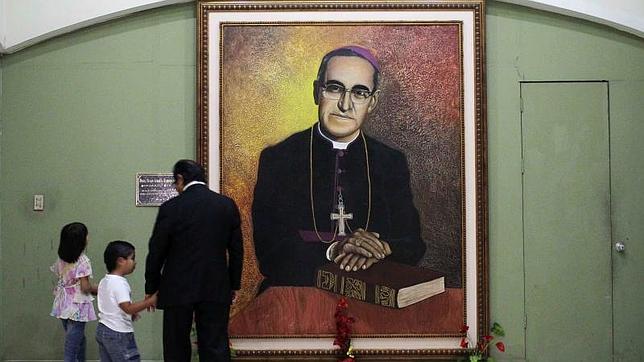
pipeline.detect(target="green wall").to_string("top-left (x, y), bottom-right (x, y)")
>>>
top-left (0, 4), bottom-right (195, 360)
top-left (0, 53), bottom-right (4, 358)
top-left (487, 2), bottom-right (643, 360)
top-left (0, 1), bottom-right (643, 360)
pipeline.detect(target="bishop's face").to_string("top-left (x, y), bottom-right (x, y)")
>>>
top-left (317, 56), bottom-right (380, 142)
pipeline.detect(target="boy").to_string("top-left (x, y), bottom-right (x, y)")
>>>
top-left (96, 240), bottom-right (157, 362)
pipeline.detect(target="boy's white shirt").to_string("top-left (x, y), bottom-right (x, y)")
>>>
top-left (97, 274), bottom-right (133, 333)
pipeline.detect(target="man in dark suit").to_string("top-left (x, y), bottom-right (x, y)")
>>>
top-left (145, 159), bottom-right (243, 362)
top-left (252, 46), bottom-right (426, 291)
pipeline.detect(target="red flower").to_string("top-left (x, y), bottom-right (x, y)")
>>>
top-left (460, 338), bottom-right (469, 348)
top-left (334, 297), bottom-right (355, 360)
top-left (458, 322), bottom-right (507, 358)
top-left (337, 297), bottom-right (349, 309)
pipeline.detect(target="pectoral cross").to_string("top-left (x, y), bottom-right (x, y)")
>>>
top-left (330, 199), bottom-right (353, 236)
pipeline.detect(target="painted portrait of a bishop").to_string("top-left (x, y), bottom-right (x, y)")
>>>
top-left (217, 23), bottom-right (465, 336)
top-left (252, 46), bottom-right (426, 291)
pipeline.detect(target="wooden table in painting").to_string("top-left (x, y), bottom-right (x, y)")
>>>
top-left (229, 287), bottom-right (463, 335)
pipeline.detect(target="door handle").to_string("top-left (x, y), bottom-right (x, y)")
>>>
top-left (615, 242), bottom-right (626, 253)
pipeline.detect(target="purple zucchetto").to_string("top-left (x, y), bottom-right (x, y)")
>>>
top-left (332, 45), bottom-right (380, 73)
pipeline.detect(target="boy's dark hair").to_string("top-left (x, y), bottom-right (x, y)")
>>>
top-left (58, 222), bottom-right (88, 263)
top-left (103, 240), bottom-right (136, 272)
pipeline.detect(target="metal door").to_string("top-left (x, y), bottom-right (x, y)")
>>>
top-left (521, 81), bottom-right (612, 361)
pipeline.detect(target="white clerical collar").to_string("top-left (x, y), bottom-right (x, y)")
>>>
top-left (184, 181), bottom-right (206, 191)
top-left (317, 123), bottom-right (359, 150)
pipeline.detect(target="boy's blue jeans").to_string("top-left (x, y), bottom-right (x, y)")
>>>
top-left (95, 323), bottom-right (140, 362)
top-left (61, 319), bottom-right (86, 362)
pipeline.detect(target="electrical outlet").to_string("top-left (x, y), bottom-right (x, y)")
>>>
top-left (33, 194), bottom-right (44, 211)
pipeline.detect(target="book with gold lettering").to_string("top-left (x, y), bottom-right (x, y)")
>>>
top-left (315, 260), bottom-right (445, 308)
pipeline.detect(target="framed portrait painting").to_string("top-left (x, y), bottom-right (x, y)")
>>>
top-left (197, 0), bottom-right (487, 359)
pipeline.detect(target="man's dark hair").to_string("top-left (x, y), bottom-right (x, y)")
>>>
top-left (173, 159), bottom-right (206, 184)
top-left (58, 222), bottom-right (88, 263)
top-left (314, 47), bottom-right (381, 104)
top-left (103, 240), bottom-right (135, 272)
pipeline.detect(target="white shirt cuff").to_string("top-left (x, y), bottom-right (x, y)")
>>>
top-left (326, 241), bottom-right (339, 261)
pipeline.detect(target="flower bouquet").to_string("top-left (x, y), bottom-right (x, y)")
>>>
top-left (460, 322), bottom-right (505, 361)
top-left (334, 297), bottom-right (356, 362)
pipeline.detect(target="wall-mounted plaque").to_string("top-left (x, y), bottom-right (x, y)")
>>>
top-left (135, 173), bottom-right (178, 207)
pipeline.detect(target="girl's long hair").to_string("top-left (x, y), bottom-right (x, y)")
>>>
top-left (58, 222), bottom-right (88, 263)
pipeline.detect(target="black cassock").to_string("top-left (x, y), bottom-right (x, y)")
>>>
top-left (252, 124), bottom-right (426, 290)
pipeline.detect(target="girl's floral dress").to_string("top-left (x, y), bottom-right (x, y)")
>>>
top-left (50, 253), bottom-right (97, 321)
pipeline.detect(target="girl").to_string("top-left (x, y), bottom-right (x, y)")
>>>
top-left (50, 222), bottom-right (98, 362)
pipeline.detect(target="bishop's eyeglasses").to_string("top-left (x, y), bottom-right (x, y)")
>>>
top-left (320, 83), bottom-right (374, 104)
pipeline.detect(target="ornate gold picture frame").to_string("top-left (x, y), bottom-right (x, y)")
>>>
top-left (197, 0), bottom-right (487, 359)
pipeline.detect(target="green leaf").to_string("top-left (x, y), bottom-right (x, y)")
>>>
top-left (488, 357), bottom-right (496, 362)
top-left (491, 322), bottom-right (505, 336)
